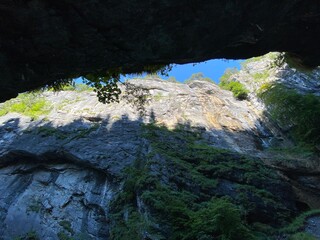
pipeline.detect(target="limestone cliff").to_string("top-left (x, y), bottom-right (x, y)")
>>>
top-left (0, 55), bottom-right (319, 239)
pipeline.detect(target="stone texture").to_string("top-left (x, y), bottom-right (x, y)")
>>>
top-left (0, 151), bottom-right (115, 239)
top-left (1, 1), bottom-right (320, 101)
top-left (0, 61), bottom-right (319, 238)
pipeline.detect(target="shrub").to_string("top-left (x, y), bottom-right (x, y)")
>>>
top-left (219, 81), bottom-right (249, 100)
top-left (258, 84), bottom-right (320, 145)
top-left (184, 72), bottom-right (213, 84)
top-left (252, 71), bottom-right (270, 82)
top-left (280, 209), bottom-right (320, 234)
top-left (14, 231), bottom-right (39, 240)
top-left (289, 232), bottom-right (317, 240)
top-left (167, 76), bottom-right (178, 83)
top-left (187, 197), bottom-right (254, 240)
top-left (283, 52), bottom-right (315, 72)
top-left (0, 92), bottom-right (51, 119)
top-left (219, 68), bottom-right (239, 83)
top-left (219, 68), bottom-right (249, 100)
top-left (74, 83), bottom-right (93, 91)
top-left (144, 73), bottom-right (163, 80)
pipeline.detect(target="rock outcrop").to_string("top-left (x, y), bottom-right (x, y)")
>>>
top-left (1, 1), bottom-right (320, 101)
top-left (0, 55), bottom-right (319, 239)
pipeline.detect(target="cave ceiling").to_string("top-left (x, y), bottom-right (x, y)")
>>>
top-left (0, 1), bottom-right (319, 101)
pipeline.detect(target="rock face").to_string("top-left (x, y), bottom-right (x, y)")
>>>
top-left (0, 56), bottom-right (319, 239)
top-left (1, 1), bottom-right (320, 101)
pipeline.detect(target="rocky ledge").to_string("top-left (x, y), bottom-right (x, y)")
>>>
top-left (0, 58), bottom-right (320, 239)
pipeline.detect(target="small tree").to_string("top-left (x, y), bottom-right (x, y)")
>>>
top-left (219, 68), bottom-right (238, 83)
top-left (185, 72), bottom-right (213, 84)
top-left (167, 76), bottom-right (178, 83)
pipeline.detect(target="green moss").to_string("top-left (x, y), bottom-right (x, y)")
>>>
top-left (34, 124), bottom-right (99, 140)
top-left (219, 68), bottom-right (239, 83)
top-left (252, 71), bottom-right (270, 82)
top-left (0, 92), bottom-right (52, 119)
top-left (27, 199), bottom-right (42, 213)
top-left (236, 185), bottom-right (278, 207)
top-left (72, 124), bottom-right (99, 139)
top-left (109, 123), bottom-right (297, 239)
top-left (57, 231), bottom-right (73, 240)
top-left (110, 206), bottom-right (153, 240)
top-left (267, 145), bottom-right (315, 161)
top-left (109, 157), bottom-right (158, 239)
top-left (52, 83), bottom-right (94, 92)
top-left (167, 76), bottom-right (178, 83)
top-left (56, 97), bottom-right (83, 111)
top-left (36, 126), bottom-right (68, 139)
top-left (283, 53), bottom-right (316, 73)
top-left (280, 209), bottom-right (320, 234)
top-left (153, 93), bottom-right (164, 101)
top-left (144, 73), bottom-right (163, 80)
top-left (289, 232), bottom-right (317, 240)
top-left (184, 72), bottom-right (214, 84)
top-left (219, 80), bottom-right (249, 100)
top-left (59, 220), bottom-right (74, 235)
top-left (187, 197), bottom-right (254, 240)
top-left (14, 231), bottom-right (39, 240)
top-left (258, 83), bottom-right (320, 145)
top-left (0, 108), bottom-right (7, 116)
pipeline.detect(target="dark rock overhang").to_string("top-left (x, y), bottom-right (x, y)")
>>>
top-left (1, 1), bottom-right (320, 102)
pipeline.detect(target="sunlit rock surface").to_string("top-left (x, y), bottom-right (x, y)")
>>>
top-left (0, 59), bottom-right (319, 239)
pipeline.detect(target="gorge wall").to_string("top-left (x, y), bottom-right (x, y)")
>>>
top-left (0, 54), bottom-right (319, 239)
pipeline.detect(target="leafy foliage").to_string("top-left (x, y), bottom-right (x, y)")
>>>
top-left (280, 209), bottom-right (320, 234)
top-left (219, 81), bottom-right (249, 100)
top-left (219, 68), bottom-right (248, 100)
top-left (121, 82), bottom-right (151, 117)
top-left (143, 73), bottom-right (163, 80)
top-left (289, 232), bottom-right (317, 240)
top-left (258, 84), bottom-right (320, 145)
top-left (0, 92), bottom-right (51, 119)
top-left (184, 72), bottom-right (214, 84)
top-left (83, 70), bottom-right (122, 104)
top-left (252, 71), bottom-right (270, 82)
top-left (219, 68), bottom-right (238, 83)
top-left (14, 232), bottom-right (39, 240)
top-left (54, 83), bottom-right (93, 92)
top-left (82, 65), bottom-right (172, 104)
top-left (167, 76), bottom-right (178, 83)
top-left (109, 123), bottom-right (294, 240)
top-left (46, 64), bottom-right (171, 104)
top-left (187, 198), bottom-right (254, 240)
top-left (283, 52), bottom-right (316, 72)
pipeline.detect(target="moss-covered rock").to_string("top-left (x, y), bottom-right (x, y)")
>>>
top-left (109, 123), bottom-right (299, 239)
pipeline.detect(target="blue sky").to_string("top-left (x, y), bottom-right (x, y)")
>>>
top-left (77, 59), bottom-right (243, 84)
top-left (124, 59), bottom-right (243, 84)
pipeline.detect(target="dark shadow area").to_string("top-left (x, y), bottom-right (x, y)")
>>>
top-left (0, 109), bottom-right (319, 239)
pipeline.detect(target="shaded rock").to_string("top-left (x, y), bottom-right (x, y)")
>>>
top-left (1, 1), bottom-right (320, 101)
top-left (0, 71), bottom-right (319, 238)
